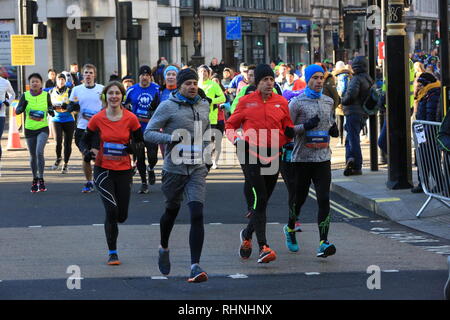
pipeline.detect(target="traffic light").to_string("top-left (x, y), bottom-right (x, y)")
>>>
top-left (25, 0), bottom-right (38, 35)
top-left (435, 39), bottom-right (441, 46)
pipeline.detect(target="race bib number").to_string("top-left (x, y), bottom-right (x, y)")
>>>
top-left (29, 110), bottom-right (45, 121)
top-left (305, 131), bottom-right (330, 149)
top-left (136, 108), bottom-right (151, 121)
top-left (82, 111), bottom-right (97, 120)
top-left (103, 142), bottom-right (127, 160)
top-left (176, 144), bottom-right (203, 165)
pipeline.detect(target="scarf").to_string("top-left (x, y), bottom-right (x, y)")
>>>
top-left (417, 81), bottom-right (441, 102)
top-left (176, 92), bottom-right (201, 105)
top-left (304, 86), bottom-right (323, 99)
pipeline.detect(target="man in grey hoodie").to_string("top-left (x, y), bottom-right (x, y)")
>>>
top-left (144, 68), bottom-right (212, 283)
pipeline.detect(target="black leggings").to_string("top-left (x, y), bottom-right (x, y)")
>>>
top-left (94, 166), bottom-right (133, 251)
top-left (159, 201), bottom-right (204, 265)
top-left (240, 162), bottom-right (279, 249)
top-left (135, 140), bottom-right (158, 184)
top-left (53, 121), bottom-right (75, 163)
top-left (294, 161), bottom-right (331, 242)
top-left (280, 160), bottom-right (297, 229)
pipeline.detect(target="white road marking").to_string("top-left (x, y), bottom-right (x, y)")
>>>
top-left (305, 272), bottom-right (321, 276)
top-left (382, 270), bottom-right (399, 273)
top-left (228, 274), bottom-right (248, 279)
top-left (151, 276), bottom-right (168, 280)
top-left (92, 224), bottom-right (104, 227)
top-left (28, 226), bottom-right (42, 228)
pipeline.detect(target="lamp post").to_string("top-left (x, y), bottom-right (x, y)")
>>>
top-left (368, 0), bottom-right (378, 171)
top-left (191, 0), bottom-right (204, 67)
top-left (385, 0), bottom-right (413, 189)
top-left (115, 0), bottom-right (122, 77)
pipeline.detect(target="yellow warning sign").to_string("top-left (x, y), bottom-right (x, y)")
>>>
top-left (11, 35), bottom-right (35, 66)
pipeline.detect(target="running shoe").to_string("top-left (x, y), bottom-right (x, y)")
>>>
top-left (30, 178), bottom-right (39, 193)
top-left (187, 264), bottom-right (208, 283)
top-left (138, 183), bottom-right (149, 194)
top-left (38, 179), bottom-right (47, 192)
top-left (257, 245), bottom-right (277, 264)
top-left (52, 158), bottom-right (62, 170)
top-left (283, 225), bottom-right (299, 252)
top-left (107, 253), bottom-right (121, 266)
top-left (147, 168), bottom-right (156, 185)
top-left (158, 248), bottom-right (170, 276)
top-left (343, 158), bottom-right (355, 176)
top-left (239, 229), bottom-right (252, 259)
top-left (82, 181), bottom-right (94, 193)
top-left (61, 164), bottom-right (68, 174)
top-left (317, 240), bottom-right (336, 258)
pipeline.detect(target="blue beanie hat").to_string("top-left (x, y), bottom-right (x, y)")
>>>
top-left (164, 66), bottom-right (179, 79)
top-left (304, 64), bottom-right (325, 84)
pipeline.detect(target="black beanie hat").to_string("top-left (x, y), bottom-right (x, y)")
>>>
top-left (177, 68), bottom-right (198, 87)
top-left (254, 64), bottom-right (275, 86)
top-left (138, 65), bottom-right (152, 76)
top-left (417, 72), bottom-right (437, 86)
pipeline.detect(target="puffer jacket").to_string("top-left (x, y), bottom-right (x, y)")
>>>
top-left (416, 83), bottom-right (441, 122)
top-left (342, 56), bottom-right (373, 116)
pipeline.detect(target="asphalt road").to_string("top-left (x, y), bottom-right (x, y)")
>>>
top-left (0, 141), bottom-right (449, 302)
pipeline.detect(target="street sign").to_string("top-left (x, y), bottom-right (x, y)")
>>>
top-left (378, 41), bottom-right (385, 60)
top-left (226, 16), bottom-right (242, 40)
top-left (11, 35), bottom-right (35, 66)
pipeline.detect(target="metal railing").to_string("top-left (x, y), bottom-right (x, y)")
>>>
top-left (412, 120), bottom-right (450, 218)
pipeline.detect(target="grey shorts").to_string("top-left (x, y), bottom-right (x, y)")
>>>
top-left (161, 166), bottom-right (208, 209)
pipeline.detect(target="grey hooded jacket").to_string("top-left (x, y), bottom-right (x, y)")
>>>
top-left (144, 91), bottom-right (212, 175)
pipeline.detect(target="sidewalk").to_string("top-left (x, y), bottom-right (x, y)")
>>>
top-left (330, 139), bottom-right (450, 241)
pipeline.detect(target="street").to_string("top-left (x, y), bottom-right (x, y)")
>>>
top-left (0, 138), bottom-right (448, 301)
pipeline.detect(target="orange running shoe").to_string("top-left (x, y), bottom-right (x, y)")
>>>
top-left (239, 229), bottom-right (252, 259)
top-left (257, 245), bottom-right (277, 264)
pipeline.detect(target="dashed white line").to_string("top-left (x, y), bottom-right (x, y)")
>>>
top-left (382, 270), bottom-right (399, 273)
top-left (92, 224), bottom-right (104, 227)
top-left (228, 274), bottom-right (248, 279)
top-left (151, 276), bottom-right (168, 280)
top-left (209, 223), bottom-right (223, 225)
top-left (28, 226), bottom-right (42, 228)
top-left (151, 223), bottom-right (160, 226)
top-left (305, 272), bottom-right (320, 276)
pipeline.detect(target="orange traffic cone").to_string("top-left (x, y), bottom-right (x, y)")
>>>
top-left (7, 104), bottom-right (26, 151)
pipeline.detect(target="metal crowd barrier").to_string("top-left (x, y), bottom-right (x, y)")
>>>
top-left (412, 120), bottom-right (450, 218)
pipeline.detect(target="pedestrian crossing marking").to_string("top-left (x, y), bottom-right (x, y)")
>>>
top-left (309, 189), bottom-right (364, 219)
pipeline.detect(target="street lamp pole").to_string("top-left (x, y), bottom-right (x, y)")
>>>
top-left (115, 0), bottom-right (122, 77)
top-left (191, 0), bottom-right (204, 67)
top-left (368, 0), bottom-right (378, 171)
top-left (385, 0), bottom-right (413, 189)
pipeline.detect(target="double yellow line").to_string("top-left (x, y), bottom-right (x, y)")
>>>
top-left (308, 188), bottom-right (364, 219)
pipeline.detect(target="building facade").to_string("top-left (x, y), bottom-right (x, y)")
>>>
top-left (0, 0), bottom-right (182, 86)
top-left (406, 0), bottom-right (439, 53)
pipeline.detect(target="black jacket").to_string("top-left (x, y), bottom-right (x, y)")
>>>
top-left (342, 56), bottom-right (373, 116)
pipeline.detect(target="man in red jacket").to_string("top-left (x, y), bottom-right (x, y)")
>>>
top-left (226, 64), bottom-right (294, 264)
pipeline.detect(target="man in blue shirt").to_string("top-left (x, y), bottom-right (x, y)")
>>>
top-left (125, 65), bottom-right (161, 194)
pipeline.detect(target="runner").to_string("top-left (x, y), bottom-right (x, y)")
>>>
top-left (287, 64), bottom-right (339, 257)
top-left (15, 73), bottom-right (54, 192)
top-left (80, 81), bottom-right (143, 265)
top-left (225, 64), bottom-right (294, 264)
top-left (49, 73), bottom-right (75, 174)
top-left (0, 75), bottom-right (15, 163)
top-left (67, 64), bottom-right (104, 193)
top-left (125, 65), bottom-right (161, 194)
top-left (144, 68), bottom-right (211, 283)
top-left (198, 65), bottom-right (226, 170)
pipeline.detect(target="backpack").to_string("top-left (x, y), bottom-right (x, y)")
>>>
top-left (362, 82), bottom-right (381, 116)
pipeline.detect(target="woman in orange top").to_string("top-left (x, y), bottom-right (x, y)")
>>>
top-left (80, 81), bottom-right (143, 266)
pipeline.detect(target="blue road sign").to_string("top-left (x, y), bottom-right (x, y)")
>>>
top-left (226, 17), bottom-right (242, 41)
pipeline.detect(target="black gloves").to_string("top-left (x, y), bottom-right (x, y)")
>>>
top-left (329, 122), bottom-right (339, 138)
top-left (303, 115), bottom-right (320, 131)
top-left (125, 142), bottom-right (144, 155)
top-left (83, 149), bottom-right (96, 162)
top-left (198, 88), bottom-right (212, 104)
top-left (284, 126), bottom-right (295, 139)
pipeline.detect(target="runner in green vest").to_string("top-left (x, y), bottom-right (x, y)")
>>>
top-left (16, 73), bottom-right (55, 192)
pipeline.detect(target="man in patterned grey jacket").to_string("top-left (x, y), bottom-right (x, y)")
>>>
top-left (287, 64), bottom-right (339, 258)
top-left (144, 68), bottom-right (212, 283)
